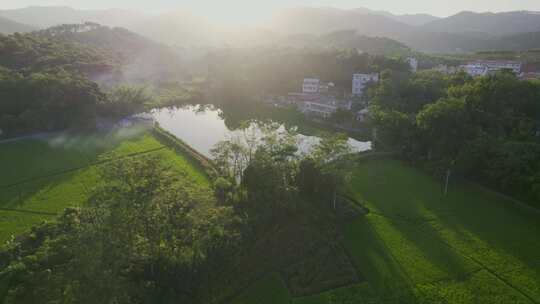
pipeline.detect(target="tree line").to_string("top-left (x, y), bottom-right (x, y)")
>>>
top-left (370, 70), bottom-right (540, 207)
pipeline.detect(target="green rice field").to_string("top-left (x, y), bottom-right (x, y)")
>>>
top-left (234, 158), bottom-right (540, 304)
top-left (0, 126), bottom-right (210, 243)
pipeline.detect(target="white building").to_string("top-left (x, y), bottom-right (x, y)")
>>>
top-left (302, 101), bottom-right (338, 118)
top-left (406, 57), bottom-right (419, 73)
top-left (462, 60), bottom-right (522, 77)
top-left (299, 96), bottom-right (352, 119)
top-left (352, 73), bottom-right (379, 96)
top-left (303, 78), bottom-right (321, 93)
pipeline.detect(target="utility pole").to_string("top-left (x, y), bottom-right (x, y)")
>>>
top-left (444, 169), bottom-right (451, 196)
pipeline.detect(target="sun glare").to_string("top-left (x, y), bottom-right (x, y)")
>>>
top-left (191, 1), bottom-right (274, 26)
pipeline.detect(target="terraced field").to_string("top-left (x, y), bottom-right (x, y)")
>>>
top-left (233, 158), bottom-right (540, 304)
top-left (0, 126), bottom-right (210, 243)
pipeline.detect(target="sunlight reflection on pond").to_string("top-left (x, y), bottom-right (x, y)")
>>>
top-left (151, 105), bottom-right (371, 157)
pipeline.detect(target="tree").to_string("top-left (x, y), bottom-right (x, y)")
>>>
top-left (0, 155), bottom-right (239, 304)
top-left (330, 108), bottom-right (354, 124)
top-left (416, 97), bottom-right (471, 161)
top-left (310, 133), bottom-right (353, 208)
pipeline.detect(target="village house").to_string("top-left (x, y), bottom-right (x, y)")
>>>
top-left (352, 73), bottom-right (379, 96)
top-left (461, 60), bottom-right (522, 77)
top-left (406, 57), bottom-right (419, 73)
top-left (302, 78), bottom-right (321, 93)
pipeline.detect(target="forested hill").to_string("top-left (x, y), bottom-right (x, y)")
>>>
top-left (0, 16), bottom-right (35, 34)
top-left (0, 23), bottom-right (185, 137)
top-left (36, 23), bottom-right (183, 83)
top-left (0, 28), bottom-right (116, 76)
top-left (281, 30), bottom-right (411, 56)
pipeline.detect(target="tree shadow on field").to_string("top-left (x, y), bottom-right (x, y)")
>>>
top-left (0, 171), bottom-right (89, 215)
top-left (351, 158), bottom-right (540, 301)
top-left (438, 182), bottom-right (540, 277)
top-left (342, 218), bottom-right (419, 301)
top-left (349, 159), bottom-right (480, 285)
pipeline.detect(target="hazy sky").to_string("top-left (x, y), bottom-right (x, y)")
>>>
top-left (2, 0), bottom-right (540, 18)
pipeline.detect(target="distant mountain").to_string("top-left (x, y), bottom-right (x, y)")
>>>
top-left (0, 6), bottom-right (218, 46)
top-left (268, 7), bottom-right (415, 37)
top-left (487, 31), bottom-right (540, 51)
top-left (389, 14), bottom-right (440, 26)
top-left (268, 8), bottom-right (540, 53)
top-left (0, 16), bottom-right (35, 34)
top-left (0, 6), bottom-right (145, 29)
top-left (278, 30), bottom-right (411, 56)
top-left (0, 6), bottom-right (85, 27)
top-left (349, 7), bottom-right (440, 26)
top-left (3, 6), bottom-right (540, 53)
top-left (421, 11), bottom-right (540, 36)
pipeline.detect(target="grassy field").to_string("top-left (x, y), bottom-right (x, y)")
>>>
top-left (315, 158), bottom-right (539, 303)
top-left (235, 158), bottom-right (540, 304)
top-left (0, 126), bottom-right (210, 243)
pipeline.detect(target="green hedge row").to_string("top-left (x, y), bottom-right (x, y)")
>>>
top-left (151, 125), bottom-right (217, 180)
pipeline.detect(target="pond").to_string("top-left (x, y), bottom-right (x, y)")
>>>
top-left (151, 105), bottom-right (371, 157)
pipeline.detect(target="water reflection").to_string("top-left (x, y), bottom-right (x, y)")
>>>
top-left (151, 105), bottom-right (371, 157)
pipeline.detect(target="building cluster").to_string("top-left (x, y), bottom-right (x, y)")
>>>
top-left (461, 60), bottom-right (523, 77)
top-left (264, 57), bottom-right (424, 123)
top-left (435, 60), bottom-right (539, 80)
top-left (263, 56), bottom-right (538, 127)
top-left (293, 78), bottom-right (351, 119)
top-left (285, 73), bottom-right (382, 120)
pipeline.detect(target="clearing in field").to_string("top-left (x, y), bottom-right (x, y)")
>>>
top-left (0, 125), bottom-right (211, 243)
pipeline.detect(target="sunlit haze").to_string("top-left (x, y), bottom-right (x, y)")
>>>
top-left (2, 0), bottom-right (540, 25)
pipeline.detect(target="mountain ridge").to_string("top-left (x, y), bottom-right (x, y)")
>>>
top-left (2, 6), bottom-right (540, 53)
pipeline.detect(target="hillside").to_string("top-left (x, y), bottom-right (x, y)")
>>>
top-left (349, 7), bottom-right (440, 26)
top-left (0, 16), bottom-right (35, 34)
top-left (0, 23), bottom-right (188, 138)
top-left (36, 23), bottom-right (184, 83)
top-left (279, 30), bottom-right (411, 56)
top-left (421, 11), bottom-right (540, 36)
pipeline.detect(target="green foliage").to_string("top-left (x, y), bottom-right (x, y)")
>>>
top-left (0, 129), bottom-right (212, 244)
top-left (416, 97), bottom-right (470, 160)
top-left (102, 85), bottom-right (151, 116)
top-left (231, 273), bottom-right (290, 304)
top-left (371, 70), bottom-right (450, 114)
top-left (0, 154), bottom-right (237, 304)
top-left (371, 71), bottom-right (540, 206)
top-left (0, 24), bottom-right (188, 137)
top-left (0, 68), bottom-right (106, 135)
top-left (209, 49), bottom-right (410, 99)
top-left (0, 30), bottom-right (113, 73)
